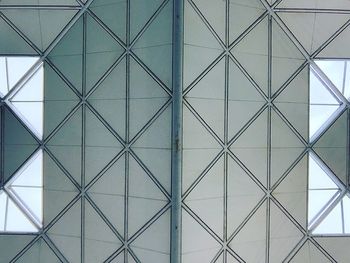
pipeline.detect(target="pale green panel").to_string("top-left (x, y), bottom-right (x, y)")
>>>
top-left (192, 0), bottom-right (226, 41)
top-left (229, 201), bottom-right (267, 263)
top-left (16, 238), bottom-right (61, 263)
top-left (271, 18), bottom-right (305, 95)
top-left (0, 0), bottom-right (78, 5)
top-left (231, 17), bottom-right (268, 95)
top-left (85, 108), bottom-right (123, 184)
top-left (133, 0), bottom-right (173, 88)
top-left (314, 237), bottom-right (350, 263)
top-left (186, 58), bottom-right (225, 139)
top-left (228, 58), bottom-right (266, 140)
top-left (230, 109), bottom-right (268, 187)
top-left (48, 17), bottom-right (83, 93)
top-left (90, 0), bottom-right (127, 42)
top-left (318, 24), bottom-right (350, 58)
top-left (86, 14), bottom-right (124, 94)
top-left (132, 105), bottom-right (172, 194)
top-left (270, 109), bottom-right (305, 187)
top-left (129, 57), bottom-right (169, 139)
top-left (290, 240), bottom-right (331, 263)
top-left (3, 106), bottom-right (38, 183)
top-left (43, 151), bottom-right (78, 226)
top-left (313, 111), bottom-right (348, 185)
top-left (88, 58), bottom-right (126, 140)
top-left (47, 107), bottom-right (82, 186)
top-left (182, 107), bottom-right (222, 192)
top-left (229, 0), bottom-right (265, 43)
top-left (272, 155), bottom-right (308, 228)
top-left (274, 67), bottom-right (309, 140)
top-left (130, 0), bottom-right (164, 41)
top-left (182, 210), bottom-right (221, 263)
top-left (0, 17), bottom-right (37, 54)
top-left (0, 235), bottom-right (36, 263)
top-left (269, 201), bottom-right (304, 263)
top-left (227, 157), bottom-right (265, 237)
top-left (277, 12), bottom-right (350, 55)
top-left (183, 0), bottom-right (223, 88)
top-left (128, 156), bottom-right (168, 237)
top-left (47, 200), bottom-right (81, 263)
top-left (43, 62), bottom-right (79, 138)
top-left (278, 0), bottom-right (350, 9)
top-left (2, 9), bottom-right (77, 51)
top-left (131, 210), bottom-right (171, 263)
top-left (87, 154), bottom-right (125, 238)
top-left (84, 201), bottom-right (123, 263)
top-left (185, 157), bottom-right (224, 238)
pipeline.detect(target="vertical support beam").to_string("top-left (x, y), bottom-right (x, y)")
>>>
top-left (171, 0), bottom-right (184, 263)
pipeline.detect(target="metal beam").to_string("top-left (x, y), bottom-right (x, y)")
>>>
top-left (171, 0), bottom-right (184, 262)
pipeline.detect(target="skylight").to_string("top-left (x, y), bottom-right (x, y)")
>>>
top-left (308, 60), bottom-right (350, 235)
top-left (0, 56), bottom-right (43, 233)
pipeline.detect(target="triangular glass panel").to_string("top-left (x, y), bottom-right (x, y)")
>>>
top-left (0, 191), bottom-right (38, 232)
top-left (0, 56), bottom-right (39, 97)
top-left (313, 201), bottom-right (343, 234)
top-left (315, 60), bottom-right (346, 95)
top-left (10, 64), bottom-right (44, 139)
top-left (7, 150), bottom-right (43, 225)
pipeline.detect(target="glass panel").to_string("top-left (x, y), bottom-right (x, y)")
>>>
top-left (343, 195), bottom-right (350, 233)
top-left (11, 150), bottom-right (43, 187)
top-left (315, 60), bottom-right (345, 93)
top-left (0, 57), bottom-right (8, 96)
top-left (6, 57), bottom-right (38, 91)
top-left (5, 197), bottom-right (37, 232)
top-left (308, 189), bottom-right (339, 223)
top-left (309, 155), bottom-right (338, 190)
top-left (0, 192), bottom-right (7, 231)
top-left (313, 201), bottom-right (343, 234)
top-left (11, 187), bottom-right (42, 224)
top-left (310, 70), bottom-right (339, 105)
top-left (309, 104), bottom-right (339, 138)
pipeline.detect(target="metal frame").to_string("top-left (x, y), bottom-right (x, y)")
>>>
top-left (0, 0), bottom-right (350, 262)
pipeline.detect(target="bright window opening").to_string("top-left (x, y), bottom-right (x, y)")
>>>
top-left (0, 56), bottom-right (43, 233)
top-left (308, 60), bottom-right (350, 235)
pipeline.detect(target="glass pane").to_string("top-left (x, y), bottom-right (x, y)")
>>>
top-left (11, 187), bottom-right (42, 224)
top-left (310, 70), bottom-right (339, 105)
top-left (309, 104), bottom-right (339, 138)
top-left (309, 155), bottom-right (338, 190)
top-left (11, 150), bottom-right (43, 187)
top-left (315, 60), bottom-right (345, 93)
top-left (308, 189), bottom-right (339, 223)
top-left (0, 192), bottom-right (7, 231)
top-left (313, 201), bottom-right (343, 234)
top-left (343, 196), bottom-right (350, 233)
top-left (0, 57), bottom-right (7, 96)
top-left (6, 57), bottom-right (38, 91)
top-left (5, 197), bottom-right (37, 232)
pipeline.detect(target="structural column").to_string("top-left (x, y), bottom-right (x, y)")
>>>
top-left (171, 0), bottom-right (184, 262)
